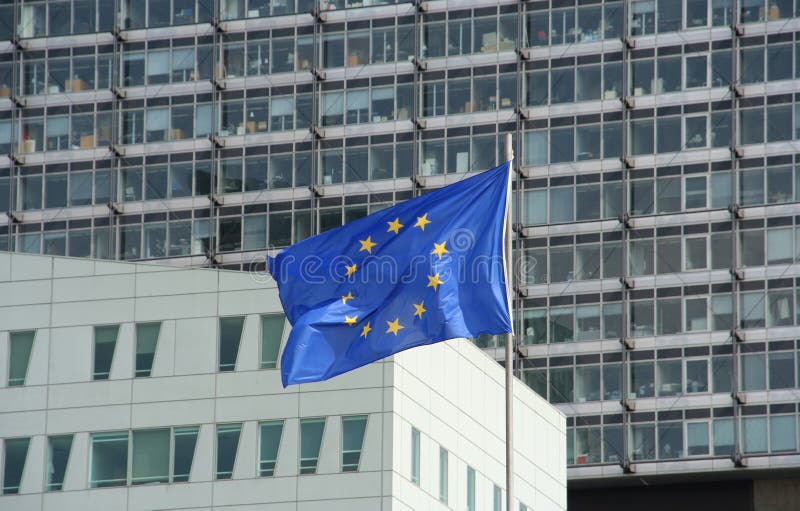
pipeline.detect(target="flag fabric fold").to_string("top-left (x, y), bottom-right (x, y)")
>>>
top-left (270, 162), bottom-right (513, 386)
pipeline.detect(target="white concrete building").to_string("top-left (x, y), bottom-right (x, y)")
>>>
top-left (0, 253), bottom-right (566, 511)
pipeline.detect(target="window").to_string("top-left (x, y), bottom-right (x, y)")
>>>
top-left (741, 353), bottom-right (766, 391)
top-left (173, 427), bottom-right (199, 483)
top-left (466, 466), bottom-right (476, 511)
top-left (686, 422), bottom-right (709, 456)
top-left (714, 418), bottom-right (734, 455)
top-left (260, 314), bottom-right (285, 369)
top-left (411, 427), bottom-right (420, 484)
top-left (219, 316), bottom-right (245, 371)
top-left (742, 417), bottom-right (767, 454)
top-left (89, 432), bottom-right (128, 488)
top-left (658, 422), bottom-right (682, 459)
top-left (300, 418), bottom-right (325, 475)
top-left (135, 322), bottom-right (160, 377)
top-left (258, 421), bottom-right (284, 477)
top-left (439, 447), bottom-right (448, 504)
top-left (341, 415), bottom-right (368, 472)
top-left (46, 435), bottom-right (72, 491)
top-left (93, 325), bottom-right (120, 380)
top-left (216, 424), bottom-right (242, 479)
top-left (8, 331), bottom-right (35, 386)
top-left (686, 359), bottom-right (708, 393)
top-left (2, 438), bottom-right (30, 494)
top-left (770, 415), bottom-right (797, 453)
top-left (494, 484), bottom-right (502, 511)
top-left (132, 429), bottom-right (170, 485)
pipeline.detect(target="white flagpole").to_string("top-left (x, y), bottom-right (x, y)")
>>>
top-left (504, 133), bottom-right (514, 511)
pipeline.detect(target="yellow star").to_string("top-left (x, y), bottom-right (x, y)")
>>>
top-left (345, 263), bottom-right (357, 277)
top-left (360, 321), bottom-right (372, 338)
top-left (344, 315), bottom-right (358, 326)
top-left (431, 241), bottom-right (449, 259)
top-left (386, 318), bottom-right (405, 335)
top-left (413, 301), bottom-right (427, 319)
top-left (341, 292), bottom-right (354, 305)
top-left (359, 236), bottom-right (377, 254)
top-left (427, 273), bottom-right (444, 292)
top-left (387, 217), bottom-right (404, 235)
top-left (414, 213), bottom-right (431, 231)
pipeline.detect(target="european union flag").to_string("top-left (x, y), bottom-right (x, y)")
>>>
top-left (270, 162), bottom-right (513, 386)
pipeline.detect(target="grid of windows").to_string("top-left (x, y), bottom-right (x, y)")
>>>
top-left (0, 0), bottom-right (798, 484)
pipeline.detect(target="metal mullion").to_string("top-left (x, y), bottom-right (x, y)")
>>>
top-left (729, 0), bottom-right (744, 467)
top-left (619, 0), bottom-right (633, 474)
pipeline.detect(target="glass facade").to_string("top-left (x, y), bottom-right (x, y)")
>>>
top-left (0, 0), bottom-right (798, 481)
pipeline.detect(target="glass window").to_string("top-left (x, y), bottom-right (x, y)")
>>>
top-left (411, 426), bottom-right (420, 484)
top-left (260, 314), bottom-right (285, 369)
top-left (770, 415), bottom-right (797, 453)
top-left (132, 429), bottom-right (169, 485)
top-left (767, 228), bottom-right (793, 265)
top-left (631, 424), bottom-right (655, 460)
top-left (769, 352), bottom-right (794, 389)
top-left (258, 421), bottom-right (284, 477)
top-left (630, 299), bottom-right (654, 337)
top-left (2, 438), bottom-right (30, 494)
top-left (767, 289), bottom-right (793, 327)
top-left (494, 484), bottom-right (502, 511)
top-left (657, 297), bottom-right (681, 335)
top-left (135, 322), bottom-right (160, 377)
top-left (742, 416), bottom-right (767, 454)
top-left (686, 359), bottom-right (708, 393)
top-left (549, 306), bottom-right (574, 342)
top-left (712, 356), bottom-right (733, 393)
top-left (687, 422), bottom-right (709, 456)
top-left (299, 418), bottom-right (325, 475)
top-left (466, 466), bottom-right (476, 511)
top-left (8, 331), bottom-right (35, 386)
top-left (439, 447), bottom-right (448, 503)
top-left (740, 291), bottom-right (765, 328)
top-left (173, 426), bottom-right (199, 483)
top-left (685, 236), bottom-right (708, 270)
top-left (219, 316), bottom-right (245, 372)
top-left (577, 427), bottom-right (603, 464)
top-left (658, 422), bottom-right (682, 459)
top-left (631, 361), bottom-right (654, 397)
top-left (46, 435), bottom-right (72, 491)
top-left (575, 365), bottom-right (600, 402)
top-left (524, 189), bottom-right (547, 225)
top-left (549, 366), bottom-right (574, 403)
top-left (603, 425), bottom-right (623, 463)
top-left (685, 297), bottom-right (708, 331)
top-left (714, 418), bottom-right (734, 455)
top-left (89, 432), bottom-right (128, 487)
top-left (342, 415), bottom-right (368, 472)
top-left (216, 424), bottom-right (242, 479)
top-left (685, 115), bottom-right (707, 148)
top-left (741, 353), bottom-right (766, 390)
top-left (657, 359), bottom-right (682, 396)
top-left (603, 363), bottom-right (622, 401)
top-left (550, 187), bottom-right (574, 223)
top-left (93, 325), bottom-right (119, 380)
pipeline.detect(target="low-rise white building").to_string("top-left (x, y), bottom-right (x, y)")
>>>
top-left (0, 253), bottom-right (566, 511)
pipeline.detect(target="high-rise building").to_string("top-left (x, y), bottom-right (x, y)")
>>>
top-left (0, 0), bottom-right (799, 508)
top-left (0, 252), bottom-right (566, 511)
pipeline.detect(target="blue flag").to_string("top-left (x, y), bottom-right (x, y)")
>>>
top-left (270, 162), bottom-right (513, 386)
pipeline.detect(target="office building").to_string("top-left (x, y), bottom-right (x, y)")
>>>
top-left (0, 252), bottom-right (566, 511)
top-left (0, 0), bottom-right (800, 508)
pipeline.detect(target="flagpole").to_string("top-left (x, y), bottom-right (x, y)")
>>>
top-left (504, 133), bottom-right (514, 511)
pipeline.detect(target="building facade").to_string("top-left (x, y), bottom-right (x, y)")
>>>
top-left (0, 252), bottom-right (566, 511)
top-left (0, 0), bottom-right (800, 506)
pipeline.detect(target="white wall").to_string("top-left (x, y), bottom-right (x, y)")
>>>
top-left (0, 254), bottom-right (565, 511)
